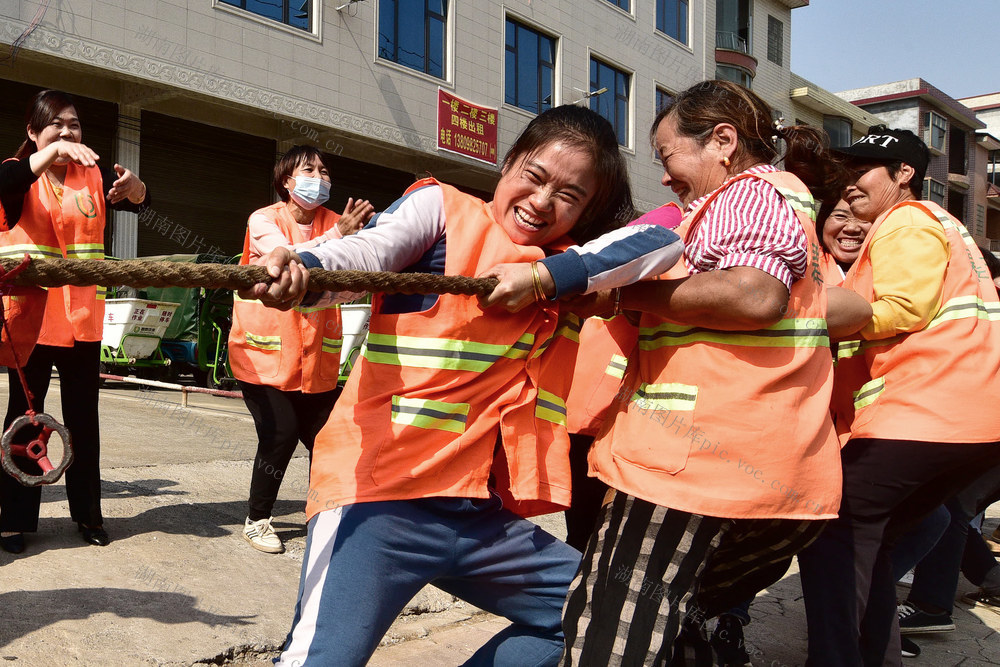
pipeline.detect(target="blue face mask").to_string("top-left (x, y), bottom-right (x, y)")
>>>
top-left (289, 176), bottom-right (331, 210)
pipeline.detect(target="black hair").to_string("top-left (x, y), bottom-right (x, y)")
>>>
top-left (15, 89), bottom-right (77, 160)
top-left (502, 105), bottom-right (633, 243)
top-left (979, 246), bottom-right (1000, 280)
top-left (273, 145), bottom-right (330, 202)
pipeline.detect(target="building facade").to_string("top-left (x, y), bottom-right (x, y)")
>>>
top-left (2, 0), bottom-right (815, 258)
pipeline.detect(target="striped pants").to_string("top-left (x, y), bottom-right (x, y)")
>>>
top-left (561, 491), bottom-right (825, 666)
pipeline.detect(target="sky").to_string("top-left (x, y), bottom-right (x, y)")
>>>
top-left (790, 0), bottom-right (997, 101)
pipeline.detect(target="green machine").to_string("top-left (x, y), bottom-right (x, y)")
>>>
top-left (135, 253), bottom-right (239, 389)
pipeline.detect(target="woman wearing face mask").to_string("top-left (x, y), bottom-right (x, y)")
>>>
top-left (228, 145), bottom-right (374, 554)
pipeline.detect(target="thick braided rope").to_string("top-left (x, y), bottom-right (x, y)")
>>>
top-left (0, 258), bottom-right (499, 297)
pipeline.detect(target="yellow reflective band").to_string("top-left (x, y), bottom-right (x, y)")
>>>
top-left (0, 244), bottom-right (63, 259)
top-left (774, 186), bottom-right (818, 222)
top-left (66, 243), bottom-right (105, 259)
top-left (853, 377), bottom-right (884, 410)
top-left (294, 303), bottom-right (337, 314)
top-left (245, 333), bottom-right (281, 351)
top-left (96, 286), bottom-right (107, 301)
top-left (926, 295), bottom-right (1000, 330)
top-left (837, 340), bottom-right (862, 361)
top-left (391, 396), bottom-right (469, 434)
top-left (535, 388), bottom-right (567, 426)
top-left (503, 333), bottom-right (534, 360)
top-left (554, 313), bottom-right (583, 343)
top-left (633, 382), bottom-right (698, 411)
top-left (321, 337), bottom-right (342, 354)
top-left (605, 354), bottom-right (627, 379)
top-left (639, 318), bottom-right (829, 350)
top-left (365, 333), bottom-right (521, 372)
top-left (936, 213), bottom-right (976, 247)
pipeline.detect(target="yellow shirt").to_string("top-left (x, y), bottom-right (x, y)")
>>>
top-left (861, 206), bottom-right (950, 340)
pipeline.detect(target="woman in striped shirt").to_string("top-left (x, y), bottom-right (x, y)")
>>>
top-left (560, 80), bottom-right (867, 666)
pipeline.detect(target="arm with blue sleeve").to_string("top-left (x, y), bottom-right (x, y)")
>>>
top-left (540, 204), bottom-right (685, 296)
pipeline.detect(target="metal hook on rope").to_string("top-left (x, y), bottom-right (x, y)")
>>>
top-left (0, 413), bottom-right (74, 487)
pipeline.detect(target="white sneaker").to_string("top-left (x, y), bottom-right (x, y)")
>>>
top-left (242, 517), bottom-right (284, 554)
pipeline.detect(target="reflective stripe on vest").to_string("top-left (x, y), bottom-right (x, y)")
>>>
top-left (838, 295), bottom-right (1000, 361)
top-left (639, 317), bottom-right (829, 350)
top-left (934, 212), bottom-right (977, 248)
top-left (245, 333), bottom-right (281, 351)
top-left (65, 243), bottom-right (105, 259)
top-left (853, 377), bottom-right (885, 410)
top-left (632, 382), bottom-right (698, 411)
top-left (0, 243), bottom-right (63, 259)
top-left (773, 186), bottom-right (818, 221)
top-left (391, 395), bottom-right (469, 433)
top-left (365, 332), bottom-right (534, 372)
top-left (606, 354), bottom-right (627, 379)
top-left (926, 294), bottom-right (1000, 329)
top-left (535, 388), bottom-right (567, 426)
top-left (294, 302), bottom-right (339, 315)
top-left (96, 286), bottom-right (107, 301)
top-left (836, 337), bottom-right (898, 361)
top-left (534, 313), bottom-right (583, 358)
top-left (321, 337), bottom-right (342, 355)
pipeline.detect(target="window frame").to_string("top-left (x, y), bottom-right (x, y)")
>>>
top-left (922, 177), bottom-right (947, 205)
top-left (589, 55), bottom-right (633, 149)
top-left (655, 0), bottom-right (689, 46)
top-left (925, 110), bottom-right (948, 154)
top-left (715, 64), bottom-right (753, 88)
top-left (214, 0), bottom-right (321, 40)
top-left (823, 115), bottom-right (853, 149)
top-left (601, 0), bottom-right (632, 15)
top-left (655, 86), bottom-right (674, 115)
top-left (716, 0), bottom-right (752, 55)
top-left (503, 15), bottom-right (559, 116)
top-left (766, 15), bottom-right (783, 66)
top-left (377, 0), bottom-right (451, 81)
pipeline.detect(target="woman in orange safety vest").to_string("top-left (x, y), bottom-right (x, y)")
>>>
top-left (559, 80), bottom-right (869, 666)
top-left (228, 144), bottom-right (373, 554)
top-left (244, 105), bottom-right (684, 666)
top-left (0, 90), bottom-right (149, 554)
top-left (799, 125), bottom-right (1000, 666)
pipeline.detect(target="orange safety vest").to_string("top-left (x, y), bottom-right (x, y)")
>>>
top-left (566, 315), bottom-right (638, 437)
top-left (228, 202), bottom-right (344, 393)
top-left (833, 200), bottom-right (1000, 443)
top-left (305, 178), bottom-right (579, 520)
top-left (0, 161), bottom-right (106, 346)
top-left (819, 250), bottom-right (845, 286)
top-left (590, 171), bottom-right (841, 520)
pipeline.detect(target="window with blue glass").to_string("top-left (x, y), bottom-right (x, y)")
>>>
top-left (220, 0), bottom-right (311, 31)
top-left (604, 0), bottom-right (630, 10)
top-left (379, 0), bottom-right (448, 78)
top-left (656, 88), bottom-right (674, 114)
top-left (505, 19), bottom-right (555, 115)
top-left (590, 59), bottom-right (630, 146)
top-left (656, 0), bottom-right (688, 44)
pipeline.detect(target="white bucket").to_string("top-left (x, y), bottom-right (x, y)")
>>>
top-left (339, 303), bottom-right (371, 373)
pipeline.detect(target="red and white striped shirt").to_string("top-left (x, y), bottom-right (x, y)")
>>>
top-left (683, 164), bottom-right (808, 291)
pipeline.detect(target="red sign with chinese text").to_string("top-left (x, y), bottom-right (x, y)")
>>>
top-left (437, 89), bottom-right (498, 166)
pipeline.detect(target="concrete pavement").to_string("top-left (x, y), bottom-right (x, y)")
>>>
top-left (0, 378), bottom-right (998, 665)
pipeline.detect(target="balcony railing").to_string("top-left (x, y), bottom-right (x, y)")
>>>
top-left (716, 31), bottom-right (749, 53)
top-left (990, 239), bottom-right (1000, 253)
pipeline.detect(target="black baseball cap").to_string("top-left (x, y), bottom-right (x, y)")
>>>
top-left (833, 125), bottom-right (930, 174)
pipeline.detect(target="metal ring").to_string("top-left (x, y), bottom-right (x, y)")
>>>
top-left (0, 413), bottom-right (74, 487)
